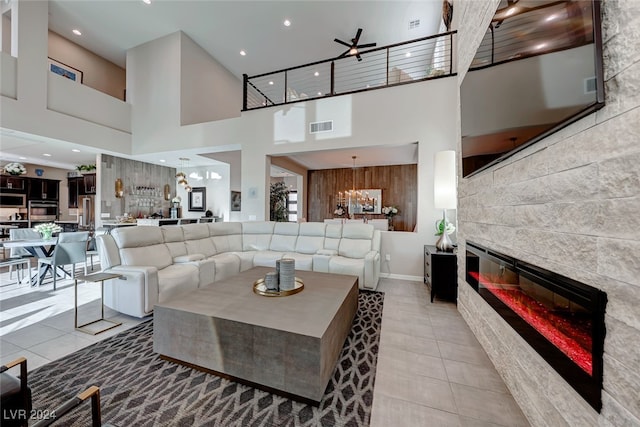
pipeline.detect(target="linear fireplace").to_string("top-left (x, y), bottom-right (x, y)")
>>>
top-left (465, 242), bottom-right (607, 411)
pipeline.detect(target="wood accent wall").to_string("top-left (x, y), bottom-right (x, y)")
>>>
top-left (307, 164), bottom-right (417, 232)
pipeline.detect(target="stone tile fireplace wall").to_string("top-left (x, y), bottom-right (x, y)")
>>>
top-left (455, 0), bottom-right (640, 425)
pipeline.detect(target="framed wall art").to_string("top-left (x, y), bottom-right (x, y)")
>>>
top-left (231, 191), bottom-right (241, 211)
top-left (48, 58), bottom-right (83, 83)
top-left (189, 187), bottom-right (206, 212)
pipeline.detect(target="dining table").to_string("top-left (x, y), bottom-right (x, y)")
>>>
top-left (1, 237), bottom-right (60, 286)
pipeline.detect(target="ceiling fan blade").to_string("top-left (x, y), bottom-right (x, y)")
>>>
top-left (334, 38), bottom-right (352, 48)
top-left (356, 53), bottom-right (362, 62)
top-left (354, 28), bottom-right (363, 44)
top-left (357, 43), bottom-right (376, 49)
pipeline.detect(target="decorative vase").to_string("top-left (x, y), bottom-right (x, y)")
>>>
top-left (387, 217), bottom-right (394, 231)
top-left (42, 230), bottom-right (53, 240)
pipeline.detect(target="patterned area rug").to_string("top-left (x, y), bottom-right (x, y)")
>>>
top-left (28, 290), bottom-right (384, 426)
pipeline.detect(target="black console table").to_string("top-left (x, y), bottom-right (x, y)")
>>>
top-left (424, 245), bottom-right (458, 303)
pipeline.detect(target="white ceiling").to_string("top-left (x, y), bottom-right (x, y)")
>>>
top-left (1, 0), bottom-right (440, 173)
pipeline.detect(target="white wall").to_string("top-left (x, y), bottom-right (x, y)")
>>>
top-left (0, 0), bottom-right (131, 156)
top-left (179, 32), bottom-right (242, 125)
top-left (175, 163), bottom-right (230, 220)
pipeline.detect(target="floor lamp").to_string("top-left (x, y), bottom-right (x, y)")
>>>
top-left (434, 150), bottom-right (457, 252)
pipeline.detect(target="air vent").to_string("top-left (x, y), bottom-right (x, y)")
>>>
top-left (584, 76), bottom-right (597, 94)
top-left (409, 19), bottom-right (420, 30)
top-left (309, 120), bottom-right (333, 134)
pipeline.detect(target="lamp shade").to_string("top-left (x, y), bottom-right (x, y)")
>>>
top-left (433, 150), bottom-right (457, 209)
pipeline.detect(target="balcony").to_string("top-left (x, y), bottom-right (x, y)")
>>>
top-left (243, 31), bottom-right (456, 111)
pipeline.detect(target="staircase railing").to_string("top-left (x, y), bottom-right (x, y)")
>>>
top-left (243, 31), bottom-right (456, 111)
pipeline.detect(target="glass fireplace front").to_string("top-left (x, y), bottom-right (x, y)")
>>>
top-left (465, 242), bottom-right (606, 411)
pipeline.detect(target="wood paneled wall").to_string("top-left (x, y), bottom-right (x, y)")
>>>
top-left (307, 164), bottom-right (417, 232)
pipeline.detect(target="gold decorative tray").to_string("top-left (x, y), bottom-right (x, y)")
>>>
top-left (253, 277), bottom-right (304, 297)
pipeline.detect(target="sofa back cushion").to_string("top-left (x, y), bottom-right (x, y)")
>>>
top-left (338, 223), bottom-right (374, 259)
top-left (324, 223), bottom-right (343, 251)
top-left (161, 225), bottom-right (187, 258)
top-left (295, 222), bottom-right (326, 254)
top-left (242, 221), bottom-right (275, 251)
top-left (183, 224), bottom-right (217, 257)
top-left (112, 226), bottom-right (173, 269)
top-left (269, 222), bottom-right (299, 252)
top-left (208, 222), bottom-right (243, 252)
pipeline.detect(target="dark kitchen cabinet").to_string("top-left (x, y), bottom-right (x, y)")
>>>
top-left (79, 173), bottom-right (96, 195)
top-left (28, 178), bottom-right (60, 201)
top-left (0, 175), bottom-right (26, 192)
top-left (424, 245), bottom-right (458, 303)
top-left (68, 177), bottom-right (80, 208)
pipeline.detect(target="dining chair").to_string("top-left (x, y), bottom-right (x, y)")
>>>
top-left (85, 234), bottom-right (100, 274)
top-left (38, 231), bottom-right (89, 290)
top-left (8, 228), bottom-right (40, 283)
top-left (1, 356), bottom-right (109, 427)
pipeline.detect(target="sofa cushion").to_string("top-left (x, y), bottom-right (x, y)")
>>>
top-left (295, 222), bottom-right (326, 254)
top-left (328, 257), bottom-right (364, 288)
top-left (283, 252), bottom-right (313, 271)
top-left (157, 264), bottom-right (200, 303)
top-left (183, 224), bottom-right (217, 257)
top-left (161, 226), bottom-right (187, 258)
top-left (208, 222), bottom-right (243, 252)
top-left (324, 223), bottom-right (343, 251)
top-left (338, 224), bottom-right (374, 258)
top-left (112, 227), bottom-right (173, 269)
top-left (252, 251), bottom-right (285, 267)
top-left (210, 253), bottom-right (242, 282)
top-left (270, 223), bottom-right (299, 252)
top-left (242, 221), bottom-right (275, 251)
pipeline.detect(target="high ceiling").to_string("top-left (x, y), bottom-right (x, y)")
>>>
top-left (1, 0), bottom-right (441, 172)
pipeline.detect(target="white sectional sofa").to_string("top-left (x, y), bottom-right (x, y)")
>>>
top-left (97, 221), bottom-right (381, 318)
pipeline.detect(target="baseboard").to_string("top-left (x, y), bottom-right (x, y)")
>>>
top-left (379, 273), bottom-right (423, 282)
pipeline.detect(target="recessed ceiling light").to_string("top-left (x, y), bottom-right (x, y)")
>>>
top-left (43, 153), bottom-right (52, 157)
top-left (405, 52), bottom-right (412, 57)
top-left (314, 71), bottom-right (319, 77)
top-left (240, 50), bottom-right (246, 56)
top-left (269, 81), bottom-right (274, 85)
top-left (317, 92), bottom-right (322, 96)
top-left (72, 29), bottom-right (82, 36)
top-left (72, 149), bottom-right (80, 152)
top-left (545, 14), bottom-right (558, 22)
top-left (159, 159), bottom-right (166, 163)
top-left (535, 43), bottom-right (547, 50)
top-left (19, 157), bottom-right (27, 160)
top-left (283, 19), bottom-right (291, 27)
top-left (142, 0), bottom-right (151, 4)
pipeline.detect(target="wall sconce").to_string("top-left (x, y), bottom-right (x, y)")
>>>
top-left (115, 178), bottom-right (124, 198)
top-left (433, 150), bottom-right (457, 252)
top-left (164, 184), bottom-right (171, 201)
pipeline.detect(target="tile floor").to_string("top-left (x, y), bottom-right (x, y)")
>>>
top-left (0, 266), bottom-right (529, 426)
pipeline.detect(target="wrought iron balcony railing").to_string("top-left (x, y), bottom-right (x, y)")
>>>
top-left (243, 31), bottom-right (456, 111)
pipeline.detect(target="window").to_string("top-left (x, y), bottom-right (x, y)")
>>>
top-left (287, 191), bottom-right (298, 222)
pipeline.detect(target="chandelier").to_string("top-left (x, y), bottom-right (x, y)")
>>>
top-left (176, 157), bottom-right (192, 192)
top-left (336, 156), bottom-right (379, 215)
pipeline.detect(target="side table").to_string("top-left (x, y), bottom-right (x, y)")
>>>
top-left (75, 272), bottom-right (123, 335)
top-left (424, 245), bottom-right (458, 303)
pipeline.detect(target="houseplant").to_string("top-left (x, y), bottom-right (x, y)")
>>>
top-left (34, 222), bottom-right (62, 240)
top-left (3, 162), bottom-right (26, 176)
top-left (435, 218), bottom-right (456, 236)
top-left (76, 164), bottom-right (96, 174)
top-left (382, 206), bottom-right (399, 230)
top-left (269, 182), bottom-right (290, 222)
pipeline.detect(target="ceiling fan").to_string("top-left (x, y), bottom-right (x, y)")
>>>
top-left (334, 28), bottom-right (377, 62)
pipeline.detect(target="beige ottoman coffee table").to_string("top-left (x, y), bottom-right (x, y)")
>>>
top-left (153, 266), bottom-right (359, 404)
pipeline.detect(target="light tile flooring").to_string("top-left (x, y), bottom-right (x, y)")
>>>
top-left (0, 266), bottom-right (529, 426)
